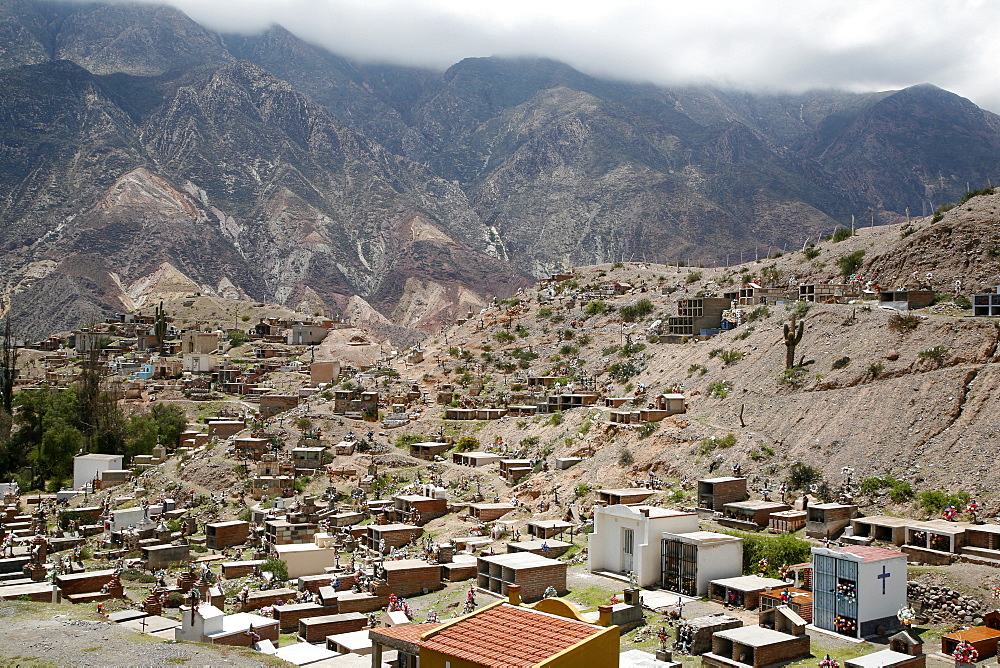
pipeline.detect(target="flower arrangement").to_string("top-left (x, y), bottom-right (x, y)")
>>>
top-left (834, 616), bottom-right (857, 633)
top-left (758, 557), bottom-right (769, 574)
top-left (943, 505), bottom-right (958, 521)
top-left (896, 607), bottom-right (916, 626)
top-left (953, 640), bottom-right (979, 664)
top-left (836, 582), bottom-right (857, 600)
top-left (819, 654), bottom-right (840, 668)
top-left (992, 587), bottom-right (1000, 601)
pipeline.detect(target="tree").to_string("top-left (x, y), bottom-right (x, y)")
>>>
top-left (783, 315), bottom-right (804, 369)
top-left (154, 301), bottom-right (168, 348)
top-left (0, 319), bottom-right (18, 439)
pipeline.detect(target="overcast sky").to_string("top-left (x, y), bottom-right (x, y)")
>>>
top-left (132, 0), bottom-right (1000, 111)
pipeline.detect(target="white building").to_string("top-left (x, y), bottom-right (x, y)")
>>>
top-left (174, 604), bottom-right (277, 645)
top-left (661, 530), bottom-right (743, 597)
top-left (812, 545), bottom-right (908, 638)
top-left (588, 505), bottom-right (699, 587)
top-left (182, 353), bottom-right (216, 374)
top-left (73, 453), bottom-right (123, 490)
top-left (274, 540), bottom-right (338, 579)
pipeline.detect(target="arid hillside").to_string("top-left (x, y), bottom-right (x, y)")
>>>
top-left (383, 193), bottom-right (1000, 507)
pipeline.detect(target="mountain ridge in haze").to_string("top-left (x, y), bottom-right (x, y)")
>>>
top-left (2, 0), bottom-right (1000, 340)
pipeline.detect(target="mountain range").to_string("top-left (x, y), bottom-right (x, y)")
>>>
top-left (2, 0), bottom-right (1000, 341)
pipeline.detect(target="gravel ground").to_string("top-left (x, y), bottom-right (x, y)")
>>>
top-left (0, 602), bottom-right (285, 668)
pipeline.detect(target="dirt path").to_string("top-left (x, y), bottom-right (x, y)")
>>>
top-left (0, 601), bottom-right (283, 667)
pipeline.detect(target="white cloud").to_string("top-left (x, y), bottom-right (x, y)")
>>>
top-left (110, 0), bottom-right (1000, 111)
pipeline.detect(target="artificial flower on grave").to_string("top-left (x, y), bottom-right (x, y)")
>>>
top-left (953, 640), bottom-right (979, 664)
top-left (896, 607), bottom-right (916, 626)
top-left (819, 654), bottom-right (840, 668)
top-left (943, 505), bottom-right (958, 521)
top-left (835, 582), bottom-right (857, 600)
top-left (967, 499), bottom-right (982, 521)
top-left (834, 616), bottom-right (857, 633)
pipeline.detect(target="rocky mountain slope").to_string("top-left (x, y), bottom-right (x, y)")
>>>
top-left (3, 0), bottom-right (1000, 341)
top-left (388, 194), bottom-right (1000, 500)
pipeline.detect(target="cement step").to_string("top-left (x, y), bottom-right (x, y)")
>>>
top-left (0, 556), bottom-right (30, 574)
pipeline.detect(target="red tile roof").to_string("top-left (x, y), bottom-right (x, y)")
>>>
top-left (371, 622), bottom-right (444, 643)
top-left (838, 545), bottom-right (906, 562)
top-left (418, 603), bottom-right (603, 666)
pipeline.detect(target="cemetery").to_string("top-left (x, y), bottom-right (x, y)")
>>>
top-left (6, 259), bottom-right (1000, 667)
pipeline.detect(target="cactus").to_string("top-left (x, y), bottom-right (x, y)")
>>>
top-left (783, 314), bottom-right (804, 369)
top-left (154, 301), bottom-right (168, 348)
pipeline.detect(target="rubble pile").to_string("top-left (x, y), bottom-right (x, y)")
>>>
top-left (908, 581), bottom-right (986, 623)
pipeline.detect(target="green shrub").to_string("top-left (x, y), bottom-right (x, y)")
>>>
top-left (619, 299), bottom-right (655, 322)
top-left (859, 475), bottom-right (914, 502)
top-left (707, 380), bottom-right (731, 398)
top-left (619, 342), bottom-right (646, 357)
top-left (699, 433), bottom-right (736, 454)
top-left (804, 247), bottom-right (821, 260)
top-left (261, 557), bottom-right (289, 582)
top-left (918, 345), bottom-right (948, 364)
top-left (830, 227), bottom-right (853, 242)
top-left (602, 345), bottom-right (620, 356)
top-left (954, 295), bottom-right (972, 309)
top-left (777, 366), bottom-right (807, 387)
top-left (723, 531), bottom-right (812, 576)
top-left (733, 326), bottom-right (755, 341)
top-left (836, 250), bottom-right (866, 278)
top-left (293, 476), bottom-right (311, 493)
top-left (918, 490), bottom-right (970, 515)
top-left (455, 436), bottom-right (479, 452)
top-left (618, 448), bottom-right (635, 466)
top-left (494, 330), bottom-right (515, 343)
top-left (585, 301), bottom-right (610, 316)
top-left (720, 349), bottom-right (744, 365)
top-left (685, 271), bottom-right (703, 284)
top-left (687, 364), bottom-right (708, 377)
top-left (832, 356), bottom-right (851, 370)
top-left (609, 361), bottom-right (642, 381)
top-left (786, 462), bottom-right (823, 490)
top-left (888, 313), bottom-right (920, 333)
top-left (637, 422), bottom-right (660, 439)
top-left (545, 411), bottom-right (564, 426)
top-left (574, 484), bottom-right (591, 498)
top-left (746, 306), bottom-right (770, 322)
top-left (868, 362), bottom-right (885, 377)
top-left (537, 308), bottom-right (553, 318)
top-left (960, 186), bottom-right (995, 203)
